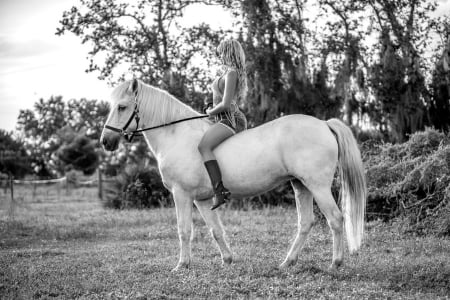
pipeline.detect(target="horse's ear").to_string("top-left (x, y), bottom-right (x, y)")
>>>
top-left (128, 79), bottom-right (139, 94)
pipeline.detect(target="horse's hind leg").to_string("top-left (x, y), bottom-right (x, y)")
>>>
top-left (310, 186), bottom-right (344, 270)
top-left (194, 199), bottom-right (233, 265)
top-left (280, 179), bottom-right (314, 269)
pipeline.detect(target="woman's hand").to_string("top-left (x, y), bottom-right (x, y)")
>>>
top-left (206, 107), bottom-right (213, 115)
top-left (203, 102), bottom-right (213, 114)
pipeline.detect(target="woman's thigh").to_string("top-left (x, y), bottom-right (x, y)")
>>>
top-left (198, 123), bottom-right (235, 153)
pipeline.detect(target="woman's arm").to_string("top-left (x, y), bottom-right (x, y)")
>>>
top-left (206, 70), bottom-right (238, 115)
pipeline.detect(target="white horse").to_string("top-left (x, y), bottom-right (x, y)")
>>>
top-left (101, 79), bottom-right (366, 271)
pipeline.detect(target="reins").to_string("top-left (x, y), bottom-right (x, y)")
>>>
top-left (104, 87), bottom-right (208, 142)
top-left (134, 115), bottom-right (209, 133)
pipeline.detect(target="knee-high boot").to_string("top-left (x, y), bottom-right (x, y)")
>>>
top-left (203, 160), bottom-right (230, 210)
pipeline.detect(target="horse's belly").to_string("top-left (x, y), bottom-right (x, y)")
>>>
top-left (215, 134), bottom-right (290, 197)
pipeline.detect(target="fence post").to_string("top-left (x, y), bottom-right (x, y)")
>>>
top-left (57, 178), bottom-right (62, 201)
top-left (8, 174), bottom-right (15, 220)
top-left (32, 176), bottom-right (37, 201)
top-left (2, 178), bottom-right (7, 195)
top-left (9, 175), bottom-right (14, 203)
top-left (98, 169), bottom-right (103, 200)
top-left (65, 175), bottom-right (70, 196)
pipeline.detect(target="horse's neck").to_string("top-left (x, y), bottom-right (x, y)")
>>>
top-left (138, 86), bottom-right (199, 128)
top-left (142, 120), bottom-right (208, 160)
top-left (138, 86), bottom-right (206, 159)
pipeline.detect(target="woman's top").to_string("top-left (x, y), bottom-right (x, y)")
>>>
top-left (210, 70), bottom-right (247, 133)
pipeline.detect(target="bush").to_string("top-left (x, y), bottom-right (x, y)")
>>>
top-left (364, 128), bottom-right (450, 235)
top-left (103, 165), bottom-right (172, 209)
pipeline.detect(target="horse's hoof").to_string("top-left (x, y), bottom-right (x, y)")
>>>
top-left (279, 259), bottom-right (296, 269)
top-left (171, 263), bottom-right (189, 272)
top-left (222, 256), bottom-right (233, 265)
top-left (329, 260), bottom-right (343, 271)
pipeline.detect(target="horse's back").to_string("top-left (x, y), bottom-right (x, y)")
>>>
top-left (217, 114), bottom-right (334, 155)
top-left (214, 114), bottom-right (338, 196)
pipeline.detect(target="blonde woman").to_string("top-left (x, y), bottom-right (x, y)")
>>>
top-left (198, 39), bottom-right (248, 210)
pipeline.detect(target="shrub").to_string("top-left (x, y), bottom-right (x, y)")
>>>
top-left (103, 165), bottom-right (172, 209)
top-left (364, 128), bottom-right (450, 235)
top-left (356, 128), bottom-right (385, 143)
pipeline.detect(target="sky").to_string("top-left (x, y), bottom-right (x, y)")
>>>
top-left (0, 0), bottom-right (448, 132)
top-left (0, 0), bottom-right (232, 132)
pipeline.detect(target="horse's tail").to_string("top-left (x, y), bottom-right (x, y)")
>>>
top-left (326, 118), bottom-right (367, 253)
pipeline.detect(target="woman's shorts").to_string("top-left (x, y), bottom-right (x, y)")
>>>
top-left (214, 110), bottom-right (247, 134)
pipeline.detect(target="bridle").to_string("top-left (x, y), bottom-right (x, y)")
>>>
top-left (104, 89), bottom-right (142, 142)
top-left (104, 88), bottom-right (208, 142)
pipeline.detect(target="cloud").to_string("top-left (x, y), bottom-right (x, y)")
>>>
top-left (0, 0), bottom-right (111, 131)
top-left (0, 35), bottom-right (59, 61)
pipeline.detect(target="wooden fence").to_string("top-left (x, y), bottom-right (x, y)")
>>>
top-left (0, 170), bottom-right (114, 203)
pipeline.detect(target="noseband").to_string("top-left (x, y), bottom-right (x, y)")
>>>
top-left (104, 89), bottom-right (208, 142)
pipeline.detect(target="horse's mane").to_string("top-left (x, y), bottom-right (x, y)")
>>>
top-left (112, 80), bottom-right (202, 128)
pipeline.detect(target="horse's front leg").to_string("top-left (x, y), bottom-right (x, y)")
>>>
top-left (172, 188), bottom-right (193, 272)
top-left (194, 199), bottom-right (233, 265)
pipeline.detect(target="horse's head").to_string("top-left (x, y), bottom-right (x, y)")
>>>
top-left (101, 79), bottom-right (139, 151)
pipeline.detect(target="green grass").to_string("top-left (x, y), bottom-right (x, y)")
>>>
top-left (0, 187), bottom-right (449, 299)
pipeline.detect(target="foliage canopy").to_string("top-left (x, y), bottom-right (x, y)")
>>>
top-left (57, 0), bottom-right (449, 141)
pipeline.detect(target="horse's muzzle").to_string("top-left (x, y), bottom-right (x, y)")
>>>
top-left (101, 134), bottom-right (119, 151)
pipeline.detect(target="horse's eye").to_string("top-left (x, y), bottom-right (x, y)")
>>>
top-left (118, 105), bottom-right (126, 112)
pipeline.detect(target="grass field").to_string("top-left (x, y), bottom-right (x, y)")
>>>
top-left (1, 187), bottom-right (449, 299)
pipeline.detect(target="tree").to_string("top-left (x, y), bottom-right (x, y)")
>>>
top-left (364, 0), bottom-right (437, 141)
top-left (428, 17), bottom-right (450, 132)
top-left (236, 0), bottom-right (341, 126)
top-left (57, 0), bottom-right (225, 110)
top-left (17, 96), bottom-right (67, 177)
top-left (57, 135), bottom-right (100, 175)
top-left (0, 130), bottom-right (32, 178)
top-left (16, 97), bottom-right (109, 177)
top-left (66, 98), bottom-right (110, 139)
top-left (318, 0), bottom-right (368, 127)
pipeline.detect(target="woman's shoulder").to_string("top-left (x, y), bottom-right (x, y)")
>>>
top-left (226, 66), bottom-right (238, 74)
top-left (225, 68), bottom-right (238, 80)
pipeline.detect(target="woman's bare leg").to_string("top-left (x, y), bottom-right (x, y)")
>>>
top-left (198, 123), bottom-right (235, 209)
top-left (198, 123), bottom-right (234, 161)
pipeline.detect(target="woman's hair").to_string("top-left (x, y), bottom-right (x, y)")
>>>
top-left (216, 39), bottom-right (248, 104)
